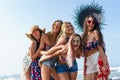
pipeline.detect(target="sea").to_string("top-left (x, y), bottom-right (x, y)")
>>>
top-left (0, 66), bottom-right (120, 80)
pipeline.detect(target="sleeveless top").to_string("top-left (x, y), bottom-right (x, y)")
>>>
top-left (84, 40), bottom-right (99, 51)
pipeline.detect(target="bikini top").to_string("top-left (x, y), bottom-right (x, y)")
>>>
top-left (43, 44), bottom-right (51, 51)
top-left (43, 41), bottom-right (56, 51)
top-left (84, 40), bottom-right (99, 51)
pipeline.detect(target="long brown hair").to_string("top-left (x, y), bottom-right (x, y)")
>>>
top-left (46, 20), bottom-right (63, 46)
top-left (82, 15), bottom-right (105, 48)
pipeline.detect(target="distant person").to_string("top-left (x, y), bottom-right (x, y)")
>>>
top-left (22, 25), bottom-right (45, 80)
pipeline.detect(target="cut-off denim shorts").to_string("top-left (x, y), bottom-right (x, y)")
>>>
top-left (42, 57), bottom-right (57, 68)
top-left (56, 60), bottom-right (78, 73)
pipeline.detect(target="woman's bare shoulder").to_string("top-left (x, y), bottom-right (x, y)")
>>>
top-left (93, 30), bottom-right (99, 40)
top-left (93, 30), bottom-right (99, 34)
top-left (41, 33), bottom-right (48, 40)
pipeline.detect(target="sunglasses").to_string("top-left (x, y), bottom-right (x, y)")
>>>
top-left (87, 20), bottom-right (95, 24)
top-left (72, 39), bottom-right (80, 44)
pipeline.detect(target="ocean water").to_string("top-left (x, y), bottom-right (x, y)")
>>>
top-left (0, 67), bottom-right (120, 80)
top-left (76, 66), bottom-right (120, 80)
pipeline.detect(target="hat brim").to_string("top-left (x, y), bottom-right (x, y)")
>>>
top-left (25, 33), bottom-right (33, 40)
top-left (74, 1), bottom-right (104, 31)
top-left (40, 28), bottom-right (45, 33)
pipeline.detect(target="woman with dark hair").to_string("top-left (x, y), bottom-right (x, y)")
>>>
top-left (82, 15), bottom-right (109, 80)
top-left (22, 25), bottom-right (45, 80)
top-left (74, 2), bottom-right (110, 80)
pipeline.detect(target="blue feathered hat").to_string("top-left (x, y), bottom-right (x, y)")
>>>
top-left (74, 1), bottom-right (105, 31)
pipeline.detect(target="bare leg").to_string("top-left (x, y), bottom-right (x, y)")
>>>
top-left (69, 71), bottom-right (78, 80)
top-left (25, 67), bottom-right (31, 80)
top-left (57, 72), bottom-right (69, 80)
top-left (51, 67), bottom-right (59, 80)
top-left (85, 74), bottom-right (92, 80)
top-left (92, 72), bottom-right (98, 80)
top-left (85, 72), bottom-right (98, 80)
top-left (41, 64), bottom-right (51, 80)
top-left (38, 55), bottom-right (51, 67)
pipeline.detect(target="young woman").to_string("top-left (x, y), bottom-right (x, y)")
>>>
top-left (74, 2), bottom-right (110, 80)
top-left (82, 15), bottom-right (109, 80)
top-left (39, 22), bottom-right (82, 80)
top-left (55, 33), bottom-right (82, 80)
top-left (39, 20), bottom-right (63, 80)
top-left (39, 21), bottom-right (75, 64)
top-left (22, 25), bottom-right (45, 80)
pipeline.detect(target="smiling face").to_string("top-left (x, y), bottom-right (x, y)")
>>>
top-left (61, 22), bottom-right (74, 37)
top-left (52, 21), bottom-right (62, 33)
top-left (71, 35), bottom-right (81, 51)
top-left (86, 16), bottom-right (95, 31)
top-left (32, 29), bottom-right (41, 40)
top-left (65, 23), bottom-right (74, 35)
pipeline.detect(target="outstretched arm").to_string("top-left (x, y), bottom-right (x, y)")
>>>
top-left (39, 45), bottom-right (65, 63)
top-left (43, 36), bottom-right (66, 55)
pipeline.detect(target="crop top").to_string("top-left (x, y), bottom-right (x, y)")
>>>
top-left (84, 40), bottom-right (99, 51)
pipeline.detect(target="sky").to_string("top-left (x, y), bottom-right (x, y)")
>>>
top-left (0, 0), bottom-right (120, 75)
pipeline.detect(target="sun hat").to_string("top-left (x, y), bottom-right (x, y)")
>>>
top-left (25, 25), bottom-right (45, 40)
top-left (74, 1), bottom-right (105, 31)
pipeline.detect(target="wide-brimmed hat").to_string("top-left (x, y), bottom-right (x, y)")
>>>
top-left (74, 1), bottom-right (105, 31)
top-left (25, 25), bottom-right (45, 40)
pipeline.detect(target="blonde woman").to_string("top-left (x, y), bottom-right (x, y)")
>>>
top-left (39, 22), bottom-right (82, 80)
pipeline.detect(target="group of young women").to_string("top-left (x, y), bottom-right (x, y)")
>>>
top-left (22, 2), bottom-right (110, 80)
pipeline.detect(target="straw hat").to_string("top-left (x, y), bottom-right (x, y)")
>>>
top-left (74, 1), bottom-right (105, 31)
top-left (25, 25), bottom-right (45, 40)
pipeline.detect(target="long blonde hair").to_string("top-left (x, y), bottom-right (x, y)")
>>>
top-left (66, 33), bottom-right (82, 67)
top-left (59, 21), bottom-right (74, 38)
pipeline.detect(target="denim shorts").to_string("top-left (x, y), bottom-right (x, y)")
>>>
top-left (42, 57), bottom-right (57, 68)
top-left (55, 60), bottom-right (78, 73)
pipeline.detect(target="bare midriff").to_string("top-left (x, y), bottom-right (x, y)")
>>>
top-left (85, 48), bottom-right (98, 57)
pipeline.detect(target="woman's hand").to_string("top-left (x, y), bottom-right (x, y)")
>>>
top-left (40, 51), bottom-right (48, 55)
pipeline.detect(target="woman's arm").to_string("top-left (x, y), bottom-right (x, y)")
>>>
top-left (45, 36), bottom-right (66, 55)
top-left (30, 35), bottom-right (46, 61)
top-left (29, 41), bottom-right (36, 61)
top-left (94, 30), bottom-right (107, 68)
top-left (39, 36), bottom-right (67, 62)
top-left (39, 46), bottom-right (65, 63)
